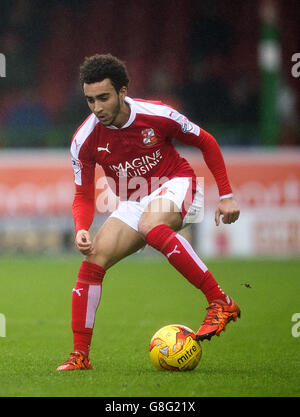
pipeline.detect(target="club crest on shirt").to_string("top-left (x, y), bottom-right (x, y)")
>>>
top-left (141, 128), bottom-right (158, 146)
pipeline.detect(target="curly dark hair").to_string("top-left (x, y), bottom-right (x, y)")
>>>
top-left (79, 53), bottom-right (129, 92)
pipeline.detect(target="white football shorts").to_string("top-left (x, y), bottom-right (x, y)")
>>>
top-left (109, 177), bottom-right (204, 232)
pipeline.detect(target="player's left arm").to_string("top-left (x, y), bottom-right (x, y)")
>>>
top-left (169, 111), bottom-right (240, 225)
top-left (197, 128), bottom-right (240, 226)
top-left (215, 195), bottom-right (240, 226)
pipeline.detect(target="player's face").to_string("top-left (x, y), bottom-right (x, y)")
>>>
top-left (84, 79), bottom-right (127, 127)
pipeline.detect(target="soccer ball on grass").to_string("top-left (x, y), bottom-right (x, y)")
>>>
top-left (149, 324), bottom-right (202, 371)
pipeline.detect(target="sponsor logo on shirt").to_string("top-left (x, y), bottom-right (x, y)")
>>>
top-left (108, 149), bottom-right (163, 177)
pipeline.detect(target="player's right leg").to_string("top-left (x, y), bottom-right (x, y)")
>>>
top-left (57, 217), bottom-right (145, 370)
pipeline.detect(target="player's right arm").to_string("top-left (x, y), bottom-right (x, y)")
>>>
top-left (72, 183), bottom-right (95, 255)
top-left (75, 229), bottom-right (95, 256)
top-left (71, 139), bottom-right (96, 255)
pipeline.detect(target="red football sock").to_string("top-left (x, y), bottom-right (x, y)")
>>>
top-left (146, 224), bottom-right (228, 303)
top-left (71, 260), bottom-right (105, 355)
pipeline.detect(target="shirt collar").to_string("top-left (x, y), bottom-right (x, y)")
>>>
top-left (106, 96), bottom-right (136, 129)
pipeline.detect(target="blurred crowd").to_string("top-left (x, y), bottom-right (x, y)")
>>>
top-left (0, 0), bottom-right (299, 147)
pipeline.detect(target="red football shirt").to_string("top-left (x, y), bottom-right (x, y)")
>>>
top-left (71, 97), bottom-right (232, 233)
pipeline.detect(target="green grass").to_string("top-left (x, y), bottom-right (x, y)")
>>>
top-left (0, 255), bottom-right (299, 397)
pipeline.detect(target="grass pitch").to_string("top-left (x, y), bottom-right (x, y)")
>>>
top-left (0, 255), bottom-right (299, 397)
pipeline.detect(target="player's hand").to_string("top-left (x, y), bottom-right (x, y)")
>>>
top-left (215, 197), bottom-right (240, 226)
top-left (75, 229), bottom-right (95, 255)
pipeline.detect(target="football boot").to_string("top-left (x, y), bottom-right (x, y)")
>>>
top-left (56, 351), bottom-right (93, 371)
top-left (196, 297), bottom-right (241, 341)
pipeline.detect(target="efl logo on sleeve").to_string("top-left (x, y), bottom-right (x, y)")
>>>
top-left (72, 158), bottom-right (83, 185)
top-left (72, 158), bottom-right (83, 175)
top-left (169, 110), bottom-right (200, 136)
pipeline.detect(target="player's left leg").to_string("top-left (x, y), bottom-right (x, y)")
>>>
top-left (138, 198), bottom-right (229, 304)
top-left (138, 180), bottom-right (240, 341)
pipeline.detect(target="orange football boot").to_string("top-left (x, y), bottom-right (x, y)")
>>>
top-left (196, 297), bottom-right (241, 341)
top-left (56, 351), bottom-right (93, 371)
